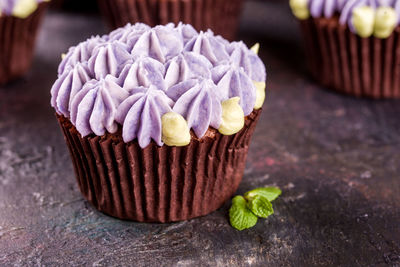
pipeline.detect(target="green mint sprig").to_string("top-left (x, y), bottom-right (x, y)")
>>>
top-left (247, 195), bottom-right (274, 218)
top-left (229, 186), bottom-right (281, 231)
top-left (244, 187), bottom-right (282, 202)
top-left (229, 196), bottom-right (258, 231)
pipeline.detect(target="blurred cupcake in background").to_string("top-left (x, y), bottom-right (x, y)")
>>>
top-left (0, 0), bottom-right (50, 85)
top-left (49, 0), bottom-right (98, 12)
top-left (290, 0), bottom-right (400, 98)
top-left (97, 0), bottom-right (243, 40)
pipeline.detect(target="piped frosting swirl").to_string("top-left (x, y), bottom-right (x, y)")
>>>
top-left (51, 23), bottom-right (267, 148)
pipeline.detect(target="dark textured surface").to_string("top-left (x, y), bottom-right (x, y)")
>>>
top-left (0, 1), bottom-right (400, 266)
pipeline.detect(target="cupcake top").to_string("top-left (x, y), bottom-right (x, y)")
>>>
top-left (51, 23), bottom-right (267, 148)
top-left (0, 0), bottom-right (49, 18)
top-left (290, 0), bottom-right (400, 38)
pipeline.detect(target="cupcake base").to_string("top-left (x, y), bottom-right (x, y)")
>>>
top-left (97, 0), bottom-right (243, 41)
top-left (0, 3), bottom-right (48, 85)
top-left (57, 109), bottom-right (261, 222)
top-left (299, 17), bottom-right (400, 99)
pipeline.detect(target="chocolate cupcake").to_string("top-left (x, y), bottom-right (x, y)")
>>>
top-left (0, 0), bottom-right (49, 85)
top-left (51, 23), bottom-right (267, 222)
top-left (97, 0), bottom-right (243, 40)
top-left (290, 0), bottom-right (400, 98)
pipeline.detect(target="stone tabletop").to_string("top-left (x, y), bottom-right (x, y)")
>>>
top-left (1, 1), bottom-right (399, 266)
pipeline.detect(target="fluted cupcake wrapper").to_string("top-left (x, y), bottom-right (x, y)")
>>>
top-left (0, 3), bottom-right (48, 85)
top-left (57, 109), bottom-right (261, 222)
top-left (97, 0), bottom-right (243, 40)
top-left (299, 17), bottom-right (400, 99)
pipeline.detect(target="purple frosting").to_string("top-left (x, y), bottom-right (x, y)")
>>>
top-left (117, 56), bottom-right (167, 92)
top-left (70, 77), bottom-right (129, 137)
top-left (51, 62), bottom-right (93, 117)
top-left (116, 85), bottom-right (173, 147)
top-left (164, 52), bottom-right (212, 88)
top-left (88, 41), bottom-right (131, 80)
top-left (58, 36), bottom-right (106, 75)
top-left (51, 23), bottom-right (267, 148)
top-left (167, 79), bottom-right (222, 138)
top-left (306, 0), bottom-right (400, 32)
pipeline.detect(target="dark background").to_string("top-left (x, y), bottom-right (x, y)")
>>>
top-left (0, 1), bottom-right (399, 266)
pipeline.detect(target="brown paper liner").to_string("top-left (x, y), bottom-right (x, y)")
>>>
top-left (299, 17), bottom-right (400, 99)
top-left (57, 109), bottom-right (261, 222)
top-left (0, 3), bottom-right (48, 85)
top-left (97, 0), bottom-right (243, 41)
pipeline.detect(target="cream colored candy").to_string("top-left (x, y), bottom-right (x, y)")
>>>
top-left (161, 112), bottom-right (191, 146)
top-left (12, 0), bottom-right (38, 19)
top-left (253, 81), bottom-right (266, 109)
top-left (352, 6), bottom-right (375, 38)
top-left (61, 53), bottom-right (66, 60)
top-left (218, 97), bottom-right (245, 135)
top-left (374, 6), bottom-right (397, 39)
top-left (251, 43), bottom-right (266, 109)
top-left (250, 43), bottom-right (260, 54)
top-left (289, 0), bottom-right (310, 20)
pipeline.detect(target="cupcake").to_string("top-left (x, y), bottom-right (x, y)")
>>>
top-left (51, 23), bottom-right (267, 222)
top-left (0, 0), bottom-right (49, 85)
top-left (290, 0), bottom-right (400, 98)
top-left (97, 0), bottom-right (243, 40)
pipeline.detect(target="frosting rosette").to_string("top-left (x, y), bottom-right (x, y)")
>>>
top-left (51, 62), bottom-right (93, 117)
top-left (164, 52), bottom-right (212, 88)
top-left (116, 85), bottom-right (173, 147)
top-left (290, 0), bottom-right (400, 38)
top-left (70, 77), bottom-right (129, 137)
top-left (116, 56), bottom-right (167, 91)
top-left (0, 0), bottom-right (50, 18)
top-left (167, 78), bottom-right (222, 138)
top-left (183, 30), bottom-right (230, 65)
top-left (58, 36), bottom-right (107, 75)
top-left (51, 23), bottom-right (267, 148)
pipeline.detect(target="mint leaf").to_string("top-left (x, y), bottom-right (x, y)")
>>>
top-left (247, 195), bottom-right (274, 218)
top-left (244, 187), bottom-right (282, 202)
top-left (228, 187), bottom-right (282, 230)
top-left (229, 196), bottom-right (258, 231)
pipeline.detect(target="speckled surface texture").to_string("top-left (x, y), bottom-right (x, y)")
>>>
top-left (1, 1), bottom-right (400, 266)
